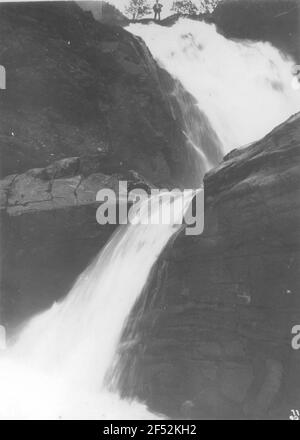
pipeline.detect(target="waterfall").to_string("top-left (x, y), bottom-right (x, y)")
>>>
top-left (128, 19), bottom-right (300, 151)
top-left (0, 191), bottom-right (194, 419)
top-left (1, 17), bottom-right (300, 420)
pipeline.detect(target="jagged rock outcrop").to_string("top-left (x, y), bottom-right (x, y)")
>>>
top-left (0, 157), bottom-right (152, 327)
top-left (117, 113), bottom-right (300, 419)
top-left (0, 1), bottom-right (203, 187)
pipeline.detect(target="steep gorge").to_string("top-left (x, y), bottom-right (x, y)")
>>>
top-left (0, 1), bottom-right (299, 420)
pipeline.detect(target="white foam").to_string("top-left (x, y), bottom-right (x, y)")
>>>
top-left (128, 19), bottom-right (300, 151)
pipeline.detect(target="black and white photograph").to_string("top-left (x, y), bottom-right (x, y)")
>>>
top-left (0, 0), bottom-right (299, 422)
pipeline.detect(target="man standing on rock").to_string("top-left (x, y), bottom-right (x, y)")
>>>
top-left (153, 0), bottom-right (163, 21)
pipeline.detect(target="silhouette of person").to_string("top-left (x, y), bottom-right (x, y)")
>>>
top-left (153, 1), bottom-right (163, 21)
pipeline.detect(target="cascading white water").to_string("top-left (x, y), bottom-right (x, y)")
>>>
top-left (1, 17), bottom-right (300, 420)
top-left (128, 19), bottom-right (300, 151)
top-left (0, 192), bottom-right (194, 419)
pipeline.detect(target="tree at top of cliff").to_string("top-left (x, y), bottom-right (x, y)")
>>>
top-left (125, 0), bottom-right (151, 19)
top-left (171, 0), bottom-right (221, 15)
top-left (199, 0), bottom-right (220, 13)
top-left (172, 1), bottom-right (198, 15)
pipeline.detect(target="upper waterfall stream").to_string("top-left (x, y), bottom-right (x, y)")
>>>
top-left (129, 19), bottom-right (300, 151)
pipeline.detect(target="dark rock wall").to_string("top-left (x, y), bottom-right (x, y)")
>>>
top-left (211, 0), bottom-right (300, 62)
top-left (116, 114), bottom-right (300, 419)
top-left (0, 2), bottom-right (299, 421)
top-left (0, 158), bottom-right (112, 328)
top-left (0, 1), bottom-right (214, 188)
top-left (0, 2), bottom-right (223, 328)
top-left (0, 157), bottom-right (153, 328)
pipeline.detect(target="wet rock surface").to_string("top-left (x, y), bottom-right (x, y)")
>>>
top-left (0, 1), bottom-right (222, 328)
top-left (0, 1), bottom-right (206, 188)
top-left (117, 114), bottom-right (300, 419)
top-left (0, 157), bottom-right (151, 328)
top-left (0, 1), bottom-right (299, 421)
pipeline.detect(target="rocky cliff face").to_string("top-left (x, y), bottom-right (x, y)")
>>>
top-left (116, 113), bottom-right (300, 420)
top-left (0, 1), bottom-right (223, 327)
top-left (0, 1), bottom-right (207, 188)
top-left (0, 157), bottom-right (151, 327)
top-left (1, 1), bottom-right (299, 420)
top-left (211, 0), bottom-right (300, 62)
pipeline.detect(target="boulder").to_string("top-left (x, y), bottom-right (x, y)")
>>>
top-left (116, 113), bottom-right (300, 420)
top-left (0, 157), bottom-right (152, 328)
